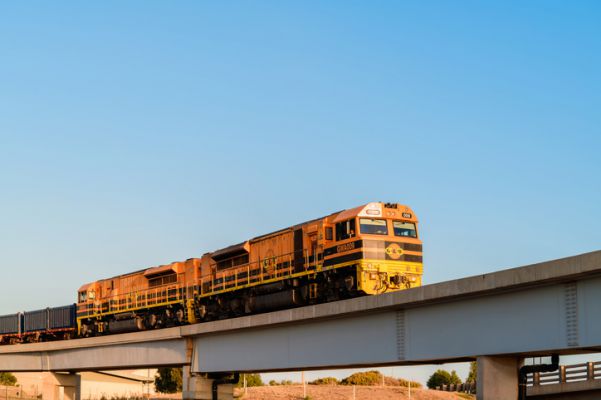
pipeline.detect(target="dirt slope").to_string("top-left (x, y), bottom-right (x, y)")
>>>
top-left (237, 385), bottom-right (472, 400)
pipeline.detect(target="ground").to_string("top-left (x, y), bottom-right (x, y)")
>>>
top-left (236, 385), bottom-right (474, 400)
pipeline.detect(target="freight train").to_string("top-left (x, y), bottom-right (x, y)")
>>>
top-left (0, 306), bottom-right (75, 345)
top-left (0, 202), bottom-right (422, 344)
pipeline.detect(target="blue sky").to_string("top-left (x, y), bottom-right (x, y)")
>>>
top-left (1, 1), bottom-right (600, 385)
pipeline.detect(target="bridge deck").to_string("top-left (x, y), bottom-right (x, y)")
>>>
top-left (0, 250), bottom-right (600, 373)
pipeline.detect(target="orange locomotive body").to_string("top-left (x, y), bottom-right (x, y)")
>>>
top-left (76, 202), bottom-right (423, 336)
top-left (76, 259), bottom-right (201, 336)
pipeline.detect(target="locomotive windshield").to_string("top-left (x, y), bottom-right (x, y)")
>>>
top-left (393, 221), bottom-right (417, 238)
top-left (359, 218), bottom-right (388, 235)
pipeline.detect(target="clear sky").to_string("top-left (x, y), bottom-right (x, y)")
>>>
top-left (1, 0), bottom-right (600, 386)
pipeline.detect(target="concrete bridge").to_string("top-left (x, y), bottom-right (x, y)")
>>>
top-left (1, 250), bottom-right (601, 400)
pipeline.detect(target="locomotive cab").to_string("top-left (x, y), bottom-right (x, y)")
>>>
top-left (323, 202), bottom-right (423, 295)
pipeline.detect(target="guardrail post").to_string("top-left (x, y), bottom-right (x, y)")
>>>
top-left (533, 371), bottom-right (540, 386)
top-left (588, 362), bottom-right (595, 380)
top-left (559, 365), bottom-right (567, 383)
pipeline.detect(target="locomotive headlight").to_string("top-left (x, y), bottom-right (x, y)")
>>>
top-left (370, 273), bottom-right (377, 280)
top-left (411, 277), bottom-right (416, 281)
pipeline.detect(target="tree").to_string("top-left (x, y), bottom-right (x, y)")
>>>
top-left (246, 373), bottom-right (263, 387)
top-left (450, 370), bottom-right (462, 385)
top-left (154, 368), bottom-right (182, 393)
top-left (0, 373), bottom-right (17, 386)
top-left (426, 369), bottom-right (462, 389)
top-left (466, 361), bottom-right (477, 384)
top-left (236, 373), bottom-right (264, 387)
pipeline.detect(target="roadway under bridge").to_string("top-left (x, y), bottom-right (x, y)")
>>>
top-left (1, 250), bottom-right (601, 400)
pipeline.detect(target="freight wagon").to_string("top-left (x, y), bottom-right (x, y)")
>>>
top-left (0, 305), bottom-right (76, 344)
top-left (0, 313), bottom-right (21, 345)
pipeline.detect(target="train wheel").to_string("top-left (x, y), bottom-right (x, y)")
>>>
top-left (145, 313), bottom-right (158, 329)
top-left (81, 323), bottom-right (93, 337)
top-left (135, 317), bottom-right (146, 331)
top-left (175, 308), bottom-right (185, 324)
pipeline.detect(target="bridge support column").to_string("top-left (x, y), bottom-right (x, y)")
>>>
top-left (477, 356), bottom-right (519, 400)
top-left (41, 372), bottom-right (81, 400)
top-left (182, 366), bottom-right (234, 400)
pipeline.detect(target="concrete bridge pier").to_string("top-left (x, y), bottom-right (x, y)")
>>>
top-left (182, 366), bottom-right (234, 400)
top-left (40, 372), bottom-right (81, 400)
top-left (477, 356), bottom-right (520, 400)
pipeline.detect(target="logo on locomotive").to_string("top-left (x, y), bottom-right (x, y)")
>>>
top-left (385, 243), bottom-right (404, 260)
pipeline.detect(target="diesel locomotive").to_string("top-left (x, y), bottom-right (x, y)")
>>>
top-left (0, 202), bottom-right (422, 344)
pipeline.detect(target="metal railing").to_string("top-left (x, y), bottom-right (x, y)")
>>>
top-left (528, 361), bottom-right (601, 386)
top-left (437, 361), bottom-right (601, 395)
top-left (200, 250), bottom-right (321, 295)
top-left (77, 250), bottom-right (323, 317)
top-left (435, 382), bottom-right (476, 393)
top-left (77, 282), bottom-right (185, 317)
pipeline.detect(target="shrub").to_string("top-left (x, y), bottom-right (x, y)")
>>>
top-left (309, 377), bottom-right (339, 385)
top-left (396, 377), bottom-right (422, 388)
top-left (341, 370), bottom-right (382, 386)
top-left (381, 376), bottom-right (422, 388)
top-left (341, 370), bottom-right (422, 388)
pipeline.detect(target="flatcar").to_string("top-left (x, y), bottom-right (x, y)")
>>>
top-left (0, 202), bottom-right (423, 343)
top-left (76, 202), bottom-right (422, 336)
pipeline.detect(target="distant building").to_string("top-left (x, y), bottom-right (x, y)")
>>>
top-left (13, 369), bottom-right (157, 400)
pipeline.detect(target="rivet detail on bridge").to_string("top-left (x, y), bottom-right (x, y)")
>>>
top-left (396, 310), bottom-right (406, 360)
top-left (565, 282), bottom-right (579, 347)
